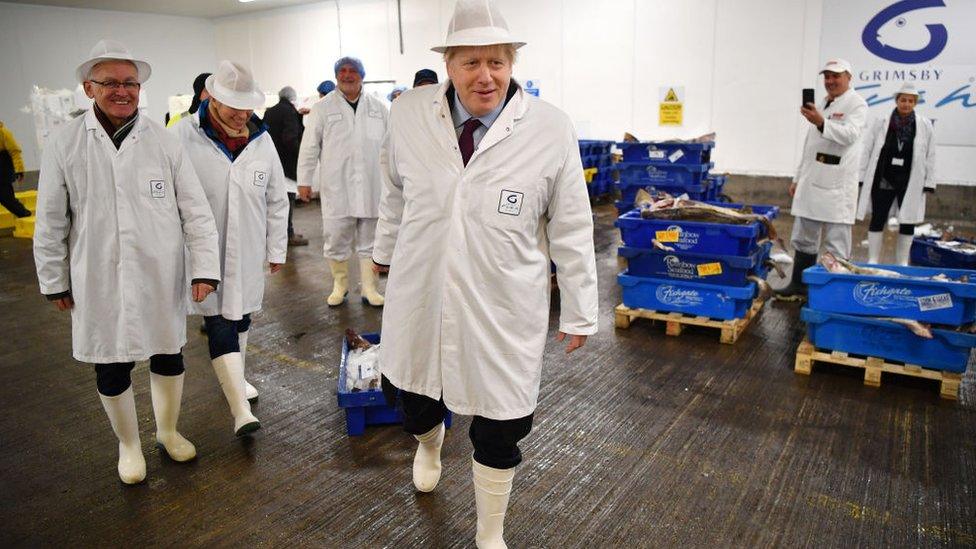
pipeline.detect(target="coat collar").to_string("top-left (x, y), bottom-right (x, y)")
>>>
top-left (432, 79), bottom-right (529, 164)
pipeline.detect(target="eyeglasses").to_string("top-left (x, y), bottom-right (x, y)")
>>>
top-left (89, 79), bottom-right (141, 91)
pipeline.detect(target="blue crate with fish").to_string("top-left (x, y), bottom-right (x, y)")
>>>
top-left (615, 202), bottom-right (780, 257)
top-left (910, 237), bottom-right (976, 270)
top-left (618, 241), bottom-right (772, 286)
top-left (801, 308), bottom-right (976, 373)
top-left (615, 161), bottom-right (712, 188)
top-left (338, 332), bottom-right (452, 436)
top-left (618, 272), bottom-right (758, 320)
top-left (617, 179), bottom-right (710, 204)
top-left (617, 141), bottom-right (715, 165)
top-left (802, 264), bottom-right (976, 325)
top-left (705, 174), bottom-right (727, 202)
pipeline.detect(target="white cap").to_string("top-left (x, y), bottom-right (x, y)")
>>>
top-left (820, 58), bottom-right (852, 75)
top-left (431, 0), bottom-right (526, 53)
top-left (895, 82), bottom-right (920, 97)
top-left (75, 39), bottom-right (151, 84)
top-left (205, 60), bottom-right (265, 111)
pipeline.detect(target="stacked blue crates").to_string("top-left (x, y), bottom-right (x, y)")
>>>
top-left (614, 140), bottom-right (718, 216)
top-left (578, 139), bottom-right (614, 199)
top-left (614, 202), bottom-right (780, 321)
top-left (800, 264), bottom-right (976, 373)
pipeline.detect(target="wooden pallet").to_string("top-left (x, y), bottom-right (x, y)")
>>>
top-left (614, 297), bottom-right (766, 344)
top-left (794, 338), bottom-right (962, 400)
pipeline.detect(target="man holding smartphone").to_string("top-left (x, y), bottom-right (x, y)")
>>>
top-left (776, 58), bottom-right (867, 300)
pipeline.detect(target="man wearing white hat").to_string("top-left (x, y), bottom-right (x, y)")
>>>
top-left (172, 60), bottom-right (289, 436)
top-left (776, 58), bottom-right (868, 299)
top-left (33, 39), bottom-right (221, 484)
top-left (371, 1), bottom-right (598, 546)
top-left (297, 56), bottom-right (389, 308)
top-left (856, 82), bottom-right (937, 265)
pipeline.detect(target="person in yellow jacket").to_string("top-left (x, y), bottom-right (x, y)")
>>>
top-left (0, 120), bottom-right (32, 218)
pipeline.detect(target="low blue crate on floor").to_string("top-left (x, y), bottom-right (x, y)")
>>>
top-left (615, 203), bottom-right (780, 256)
top-left (616, 161), bottom-right (713, 188)
top-left (618, 241), bottom-right (771, 286)
top-left (803, 264), bottom-right (976, 325)
top-left (618, 272), bottom-right (758, 320)
top-left (617, 141), bottom-right (715, 165)
top-left (338, 332), bottom-right (452, 436)
top-left (910, 237), bottom-right (976, 270)
top-left (801, 308), bottom-right (976, 373)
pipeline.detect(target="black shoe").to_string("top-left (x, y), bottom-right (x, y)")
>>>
top-left (773, 250), bottom-right (818, 301)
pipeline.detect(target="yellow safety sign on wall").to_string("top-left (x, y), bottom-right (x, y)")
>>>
top-left (659, 86), bottom-right (684, 127)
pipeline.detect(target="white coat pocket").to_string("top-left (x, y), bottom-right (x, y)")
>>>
top-left (481, 182), bottom-right (539, 232)
top-left (809, 161), bottom-right (844, 191)
top-left (367, 110), bottom-right (385, 140)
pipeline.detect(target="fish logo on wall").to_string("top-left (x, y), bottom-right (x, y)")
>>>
top-left (861, 0), bottom-right (948, 64)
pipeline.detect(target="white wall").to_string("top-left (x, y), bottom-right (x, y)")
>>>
top-left (0, 2), bottom-right (217, 171)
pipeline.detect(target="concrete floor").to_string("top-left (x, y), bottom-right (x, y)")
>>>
top-left (0, 201), bottom-right (973, 547)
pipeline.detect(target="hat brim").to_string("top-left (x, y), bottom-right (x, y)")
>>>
top-left (431, 27), bottom-right (526, 53)
top-left (431, 40), bottom-right (526, 53)
top-left (76, 58), bottom-right (151, 84)
top-left (205, 75), bottom-right (266, 111)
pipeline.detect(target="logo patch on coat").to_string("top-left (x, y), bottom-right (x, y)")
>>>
top-left (254, 171), bottom-right (268, 186)
top-left (498, 190), bottom-right (524, 216)
top-left (830, 112), bottom-right (845, 119)
top-left (149, 179), bottom-right (165, 198)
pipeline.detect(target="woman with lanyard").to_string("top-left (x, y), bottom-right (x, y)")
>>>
top-left (857, 82), bottom-right (937, 265)
top-left (172, 60), bottom-right (289, 436)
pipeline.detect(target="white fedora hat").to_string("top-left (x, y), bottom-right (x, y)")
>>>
top-left (205, 60), bottom-right (265, 111)
top-left (895, 82), bottom-right (920, 97)
top-left (75, 39), bottom-right (152, 84)
top-left (431, 0), bottom-right (526, 53)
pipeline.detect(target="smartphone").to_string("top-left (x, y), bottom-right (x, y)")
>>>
top-left (802, 88), bottom-right (815, 107)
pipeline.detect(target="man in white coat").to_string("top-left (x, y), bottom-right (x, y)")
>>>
top-left (371, 1), bottom-right (598, 546)
top-left (33, 39), bottom-right (221, 484)
top-left (172, 60), bottom-right (289, 436)
top-left (856, 82), bottom-right (937, 265)
top-left (776, 58), bottom-right (868, 299)
top-left (297, 57), bottom-right (388, 307)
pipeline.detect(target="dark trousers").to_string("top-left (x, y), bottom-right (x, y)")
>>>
top-left (869, 182), bottom-right (915, 235)
top-left (94, 353), bottom-right (185, 397)
top-left (383, 375), bottom-right (534, 470)
top-left (0, 178), bottom-right (30, 218)
top-left (203, 315), bottom-right (252, 359)
top-left (287, 192), bottom-right (296, 237)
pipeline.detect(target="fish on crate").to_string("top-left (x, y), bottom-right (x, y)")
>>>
top-left (819, 252), bottom-right (970, 283)
top-left (344, 328), bottom-right (381, 393)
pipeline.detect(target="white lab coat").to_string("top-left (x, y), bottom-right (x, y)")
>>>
top-left (791, 88), bottom-right (868, 224)
top-left (373, 83), bottom-right (599, 420)
top-left (296, 91), bottom-right (389, 219)
top-left (172, 112), bottom-right (289, 320)
top-left (856, 111), bottom-right (936, 225)
top-left (33, 110), bottom-right (220, 363)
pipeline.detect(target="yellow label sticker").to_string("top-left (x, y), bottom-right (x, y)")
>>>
top-left (655, 230), bottom-right (680, 243)
top-left (697, 262), bottom-right (723, 276)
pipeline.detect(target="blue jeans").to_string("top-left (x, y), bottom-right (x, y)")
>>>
top-left (203, 314), bottom-right (252, 359)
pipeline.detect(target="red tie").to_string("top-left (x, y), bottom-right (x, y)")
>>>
top-left (459, 117), bottom-right (482, 166)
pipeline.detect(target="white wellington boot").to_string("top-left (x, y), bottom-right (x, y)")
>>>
top-left (867, 230), bottom-right (884, 264)
top-left (98, 387), bottom-right (146, 484)
top-left (149, 373), bottom-right (197, 462)
top-left (895, 234), bottom-right (913, 266)
top-left (327, 259), bottom-right (349, 306)
top-left (473, 458), bottom-right (515, 549)
top-left (412, 423), bottom-right (445, 492)
top-left (359, 258), bottom-right (384, 307)
top-left (211, 353), bottom-right (261, 436)
top-left (239, 331), bottom-right (258, 401)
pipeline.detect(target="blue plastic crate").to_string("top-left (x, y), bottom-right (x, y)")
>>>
top-left (615, 203), bottom-right (780, 257)
top-left (338, 332), bottom-right (452, 436)
top-left (617, 141), bottom-right (715, 165)
top-left (705, 174), bottom-right (727, 201)
top-left (801, 308), bottom-right (976, 373)
top-left (803, 264), bottom-right (976, 325)
top-left (618, 241), bottom-right (771, 286)
top-left (617, 182), bottom-right (708, 204)
top-left (618, 272), bottom-right (758, 320)
top-left (615, 161), bottom-right (713, 187)
top-left (910, 237), bottom-right (976, 270)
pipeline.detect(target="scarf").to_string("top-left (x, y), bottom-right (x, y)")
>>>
top-left (887, 108), bottom-right (915, 148)
top-left (207, 100), bottom-right (249, 154)
top-left (93, 103), bottom-right (138, 149)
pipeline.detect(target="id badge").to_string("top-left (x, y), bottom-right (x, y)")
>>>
top-left (891, 157), bottom-right (905, 167)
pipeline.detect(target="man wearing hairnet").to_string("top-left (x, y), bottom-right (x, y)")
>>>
top-left (297, 57), bottom-right (389, 307)
top-left (372, 1), bottom-right (598, 546)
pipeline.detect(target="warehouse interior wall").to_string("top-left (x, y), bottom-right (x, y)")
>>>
top-left (0, 2), bottom-right (218, 171)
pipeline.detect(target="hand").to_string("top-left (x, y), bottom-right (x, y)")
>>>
top-left (372, 261), bottom-right (389, 274)
top-left (269, 262), bottom-right (283, 273)
top-left (53, 296), bottom-right (74, 311)
top-left (191, 282), bottom-right (214, 302)
top-left (556, 332), bottom-right (587, 354)
top-left (15, 172), bottom-right (24, 182)
top-left (298, 185), bottom-right (312, 202)
top-left (789, 182), bottom-right (797, 197)
top-left (298, 107), bottom-right (311, 115)
top-left (800, 104), bottom-right (824, 127)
